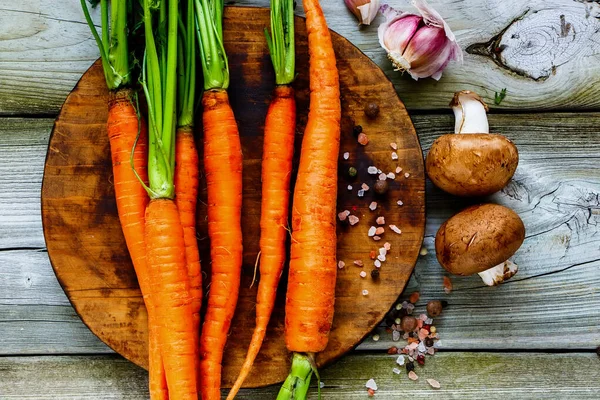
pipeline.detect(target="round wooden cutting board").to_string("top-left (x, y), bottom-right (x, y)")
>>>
top-left (41, 7), bottom-right (424, 388)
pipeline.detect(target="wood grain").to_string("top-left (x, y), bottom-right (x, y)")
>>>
top-left (2, 112), bottom-right (600, 354)
top-left (1, 0), bottom-right (600, 114)
top-left (2, 353), bottom-right (599, 399)
top-left (40, 7), bottom-right (425, 388)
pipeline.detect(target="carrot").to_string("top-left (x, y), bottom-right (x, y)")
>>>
top-left (176, 0), bottom-right (202, 388)
top-left (226, 0), bottom-right (296, 396)
top-left (80, 1), bottom-right (168, 398)
top-left (107, 90), bottom-right (168, 400)
top-left (277, 0), bottom-right (341, 398)
top-left (141, 0), bottom-right (198, 398)
top-left (195, 1), bottom-right (243, 398)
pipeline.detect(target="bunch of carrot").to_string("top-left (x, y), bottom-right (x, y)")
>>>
top-left (81, 0), bottom-right (339, 397)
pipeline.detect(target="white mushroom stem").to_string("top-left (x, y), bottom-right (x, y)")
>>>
top-left (478, 260), bottom-right (518, 286)
top-left (450, 90), bottom-right (490, 134)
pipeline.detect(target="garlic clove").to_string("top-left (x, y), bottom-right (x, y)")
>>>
top-left (450, 90), bottom-right (490, 134)
top-left (403, 25), bottom-right (456, 80)
top-left (357, 0), bottom-right (380, 25)
top-left (478, 260), bottom-right (518, 286)
top-left (381, 14), bottom-right (422, 55)
top-left (345, 0), bottom-right (380, 25)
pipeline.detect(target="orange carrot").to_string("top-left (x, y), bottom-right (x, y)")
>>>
top-left (199, 89), bottom-right (244, 400)
top-left (108, 89), bottom-right (168, 400)
top-left (226, 1), bottom-right (297, 391)
top-left (278, 0), bottom-right (341, 397)
top-left (174, 127), bottom-right (202, 378)
top-left (227, 86), bottom-right (296, 399)
top-left (145, 199), bottom-right (197, 400)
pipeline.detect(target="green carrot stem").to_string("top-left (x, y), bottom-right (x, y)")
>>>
top-left (177, 0), bottom-right (197, 128)
top-left (142, 0), bottom-right (179, 199)
top-left (194, 0), bottom-right (229, 90)
top-left (276, 353), bottom-right (320, 400)
top-left (266, 0), bottom-right (295, 85)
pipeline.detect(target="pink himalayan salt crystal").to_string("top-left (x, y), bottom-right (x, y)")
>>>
top-left (348, 215), bottom-right (359, 225)
top-left (376, 216), bottom-right (385, 225)
top-left (338, 210), bottom-right (350, 221)
top-left (408, 371), bottom-right (418, 381)
top-left (375, 227), bottom-right (385, 235)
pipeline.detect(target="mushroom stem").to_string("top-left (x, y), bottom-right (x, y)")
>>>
top-left (478, 260), bottom-right (518, 286)
top-left (450, 90), bottom-right (490, 134)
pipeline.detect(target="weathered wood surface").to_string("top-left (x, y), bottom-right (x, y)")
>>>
top-left (2, 353), bottom-right (599, 399)
top-left (2, 113), bottom-right (599, 356)
top-left (40, 7), bottom-right (425, 386)
top-left (1, 0), bottom-right (600, 114)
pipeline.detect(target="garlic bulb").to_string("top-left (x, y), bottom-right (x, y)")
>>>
top-left (378, 0), bottom-right (462, 80)
top-left (345, 0), bottom-right (380, 26)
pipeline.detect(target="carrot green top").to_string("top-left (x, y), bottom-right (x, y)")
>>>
top-left (141, 0), bottom-right (179, 199)
top-left (266, 0), bottom-right (296, 86)
top-left (177, 0), bottom-right (197, 128)
top-left (194, 0), bottom-right (229, 90)
top-left (80, 0), bottom-right (131, 91)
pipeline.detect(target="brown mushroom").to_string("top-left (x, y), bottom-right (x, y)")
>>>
top-left (426, 91), bottom-right (519, 197)
top-left (435, 203), bottom-right (525, 286)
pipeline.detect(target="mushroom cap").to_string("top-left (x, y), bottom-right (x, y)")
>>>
top-left (435, 204), bottom-right (525, 276)
top-left (426, 133), bottom-right (518, 197)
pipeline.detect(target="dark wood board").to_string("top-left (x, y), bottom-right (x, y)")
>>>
top-left (41, 6), bottom-right (425, 388)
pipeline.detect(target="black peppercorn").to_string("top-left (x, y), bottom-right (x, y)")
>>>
top-left (352, 125), bottom-right (363, 136)
top-left (425, 338), bottom-right (434, 348)
top-left (364, 102), bottom-right (380, 119)
top-left (370, 269), bottom-right (380, 279)
top-left (373, 179), bottom-right (389, 195)
top-left (406, 361), bottom-right (415, 372)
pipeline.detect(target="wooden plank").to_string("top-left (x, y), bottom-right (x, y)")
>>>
top-left (1, 113), bottom-right (599, 354)
top-left (1, 1), bottom-right (600, 114)
top-left (1, 353), bottom-right (599, 398)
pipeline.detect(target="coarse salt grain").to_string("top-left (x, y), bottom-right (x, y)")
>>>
top-left (408, 371), bottom-right (418, 381)
top-left (374, 259), bottom-right (382, 268)
top-left (376, 216), bottom-right (385, 225)
top-left (378, 173), bottom-right (387, 181)
top-left (362, 183), bottom-right (370, 191)
top-left (384, 242), bottom-right (391, 250)
top-left (404, 172), bottom-right (410, 178)
top-left (390, 142), bottom-right (398, 150)
top-left (362, 289), bottom-right (369, 296)
top-left (347, 185), bottom-right (352, 191)
top-left (396, 166), bottom-right (402, 174)
top-left (397, 200), bottom-right (404, 206)
top-left (338, 210), bottom-right (350, 221)
top-left (360, 271), bottom-right (367, 278)
top-left (417, 341), bottom-right (427, 353)
top-left (425, 318), bottom-right (433, 325)
top-left (396, 355), bottom-right (405, 366)
top-left (368, 226), bottom-right (377, 237)
top-left (392, 367), bottom-right (401, 375)
top-left (365, 379), bottom-right (378, 391)
top-left (389, 225), bottom-right (402, 234)
top-left (373, 235), bottom-right (381, 241)
top-left (348, 215), bottom-right (359, 225)
top-left (338, 261), bottom-right (345, 269)
top-left (343, 152), bottom-right (349, 160)
top-left (427, 347), bottom-right (435, 355)
top-left (434, 340), bottom-right (442, 348)
top-left (358, 132), bottom-right (369, 145)
top-left (377, 254), bottom-right (386, 262)
top-left (367, 166), bottom-right (378, 174)
top-left (427, 378), bottom-right (441, 389)
top-left (369, 201), bottom-right (377, 211)
top-left (320, 381), bottom-right (325, 389)
top-left (391, 152), bottom-right (398, 160)
top-left (379, 247), bottom-right (387, 256)
top-left (392, 330), bottom-right (401, 341)
top-left (358, 189), bottom-right (365, 197)
top-left (387, 172), bottom-right (396, 179)
top-left (375, 227), bottom-right (385, 235)
top-left (354, 260), bottom-right (364, 267)
top-left (377, 169), bottom-right (382, 174)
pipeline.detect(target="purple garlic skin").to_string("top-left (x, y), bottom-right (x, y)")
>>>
top-left (378, 0), bottom-right (462, 80)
